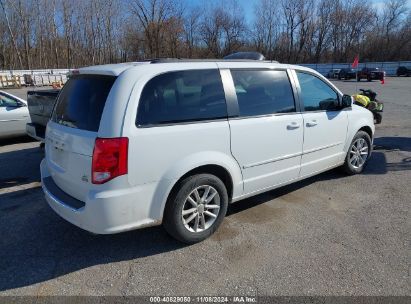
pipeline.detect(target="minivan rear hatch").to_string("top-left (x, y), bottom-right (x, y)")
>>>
top-left (45, 74), bottom-right (116, 202)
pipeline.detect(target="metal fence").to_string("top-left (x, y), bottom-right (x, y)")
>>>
top-left (299, 61), bottom-right (411, 76)
top-left (0, 69), bottom-right (71, 88)
top-left (0, 69), bottom-right (71, 76)
top-left (0, 61), bottom-right (409, 88)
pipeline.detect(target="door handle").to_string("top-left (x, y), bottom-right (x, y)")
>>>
top-left (287, 122), bottom-right (301, 129)
top-left (306, 120), bottom-right (318, 127)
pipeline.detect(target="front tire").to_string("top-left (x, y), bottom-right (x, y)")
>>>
top-left (342, 131), bottom-right (372, 175)
top-left (163, 174), bottom-right (228, 244)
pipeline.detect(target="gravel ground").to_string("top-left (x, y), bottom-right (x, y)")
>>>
top-left (0, 77), bottom-right (410, 296)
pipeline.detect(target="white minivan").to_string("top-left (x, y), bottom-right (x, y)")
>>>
top-left (40, 58), bottom-right (375, 243)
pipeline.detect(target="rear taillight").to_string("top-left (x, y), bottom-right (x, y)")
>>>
top-left (92, 137), bottom-right (128, 184)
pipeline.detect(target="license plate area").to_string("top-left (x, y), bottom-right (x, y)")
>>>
top-left (50, 145), bottom-right (68, 170)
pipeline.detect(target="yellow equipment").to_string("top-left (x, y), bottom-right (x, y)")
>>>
top-left (353, 94), bottom-right (370, 107)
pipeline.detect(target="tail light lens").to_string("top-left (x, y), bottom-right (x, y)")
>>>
top-left (92, 137), bottom-right (128, 184)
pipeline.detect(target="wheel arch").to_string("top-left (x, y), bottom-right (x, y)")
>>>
top-left (358, 125), bottom-right (373, 140)
top-left (171, 164), bottom-right (234, 201)
top-left (148, 151), bottom-right (243, 221)
top-left (344, 107), bottom-right (375, 152)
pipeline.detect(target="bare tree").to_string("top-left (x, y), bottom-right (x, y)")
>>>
top-left (183, 6), bottom-right (201, 58)
top-left (0, 0), bottom-right (409, 69)
top-left (313, 0), bottom-right (334, 62)
top-left (129, 0), bottom-right (181, 58)
top-left (0, 0), bottom-right (23, 68)
top-left (252, 0), bottom-right (281, 60)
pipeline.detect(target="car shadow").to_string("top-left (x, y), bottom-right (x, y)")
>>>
top-left (0, 143), bottom-right (185, 292)
top-left (0, 147), bottom-right (42, 189)
top-left (0, 135), bottom-right (37, 147)
top-left (2, 172), bottom-right (349, 291)
top-left (373, 136), bottom-right (411, 152)
top-left (364, 136), bottom-right (411, 174)
top-left (0, 136), bottom-right (408, 291)
top-left (227, 169), bottom-right (343, 215)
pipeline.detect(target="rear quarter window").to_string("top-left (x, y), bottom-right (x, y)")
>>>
top-left (136, 69), bottom-right (227, 127)
top-left (52, 75), bottom-right (116, 132)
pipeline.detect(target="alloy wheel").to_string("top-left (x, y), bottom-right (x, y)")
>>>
top-left (181, 185), bottom-right (221, 233)
top-left (349, 138), bottom-right (369, 169)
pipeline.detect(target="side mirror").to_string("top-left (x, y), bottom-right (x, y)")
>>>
top-left (319, 99), bottom-right (339, 110)
top-left (341, 94), bottom-right (352, 108)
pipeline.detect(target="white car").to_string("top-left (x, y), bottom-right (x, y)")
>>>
top-left (0, 90), bottom-right (31, 139)
top-left (40, 58), bottom-right (375, 243)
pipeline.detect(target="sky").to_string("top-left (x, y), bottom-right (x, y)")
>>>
top-left (185, 0), bottom-right (411, 25)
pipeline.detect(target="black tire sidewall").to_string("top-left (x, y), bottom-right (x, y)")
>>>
top-left (163, 174), bottom-right (228, 244)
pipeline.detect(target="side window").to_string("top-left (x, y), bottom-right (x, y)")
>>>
top-left (296, 72), bottom-right (338, 111)
top-left (0, 94), bottom-right (18, 107)
top-left (230, 70), bottom-right (295, 117)
top-left (136, 70), bottom-right (227, 126)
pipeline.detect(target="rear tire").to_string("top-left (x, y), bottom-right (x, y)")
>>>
top-left (342, 131), bottom-right (372, 175)
top-left (163, 174), bottom-right (228, 244)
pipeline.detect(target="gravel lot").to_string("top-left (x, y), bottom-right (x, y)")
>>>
top-left (0, 78), bottom-right (410, 296)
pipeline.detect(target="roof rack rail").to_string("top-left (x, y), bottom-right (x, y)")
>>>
top-left (148, 54), bottom-right (279, 64)
top-left (149, 58), bottom-right (265, 63)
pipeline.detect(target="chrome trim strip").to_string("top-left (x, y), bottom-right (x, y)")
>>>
top-left (243, 152), bottom-right (302, 169)
top-left (242, 142), bottom-right (343, 169)
top-left (303, 142), bottom-right (343, 154)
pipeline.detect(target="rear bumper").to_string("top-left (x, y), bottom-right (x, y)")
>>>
top-left (40, 159), bottom-right (161, 234)
top-left (26, 123), bottom-right (45, 142)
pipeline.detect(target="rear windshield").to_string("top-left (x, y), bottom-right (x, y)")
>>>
top-left (52, 75), bottom-right (116, 132)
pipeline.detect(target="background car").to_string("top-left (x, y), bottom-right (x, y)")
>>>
top-left (356, 67), bottom-right (385, 81)
top-left (0, 91), bottom-right (31, 139)
top-left (396, 66), bottom-right (411, 76)
top-left (326, 69), bottom-right (341, 79)
top-left (26, 89), bottom-right (60, 142)
top-left (338, 68), bottom-right (356, 80)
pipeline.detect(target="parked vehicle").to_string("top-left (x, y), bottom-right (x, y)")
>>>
top-left (40, 57), bottom-right (375, 243)
top-left (396, 66), bottom-right (411, 77)
top-left (326, 69), bottom-right (341, 79)
top-left (353, 89), bottom-right (383, 124)
top-left (356, 67), bottom-right (385, 81)
top-left (26, 89), bottom-right (60, 142)
top-left (0, 90), bottom-right (31, 139)
top-left (338, 68), bottom-right (356, 80)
